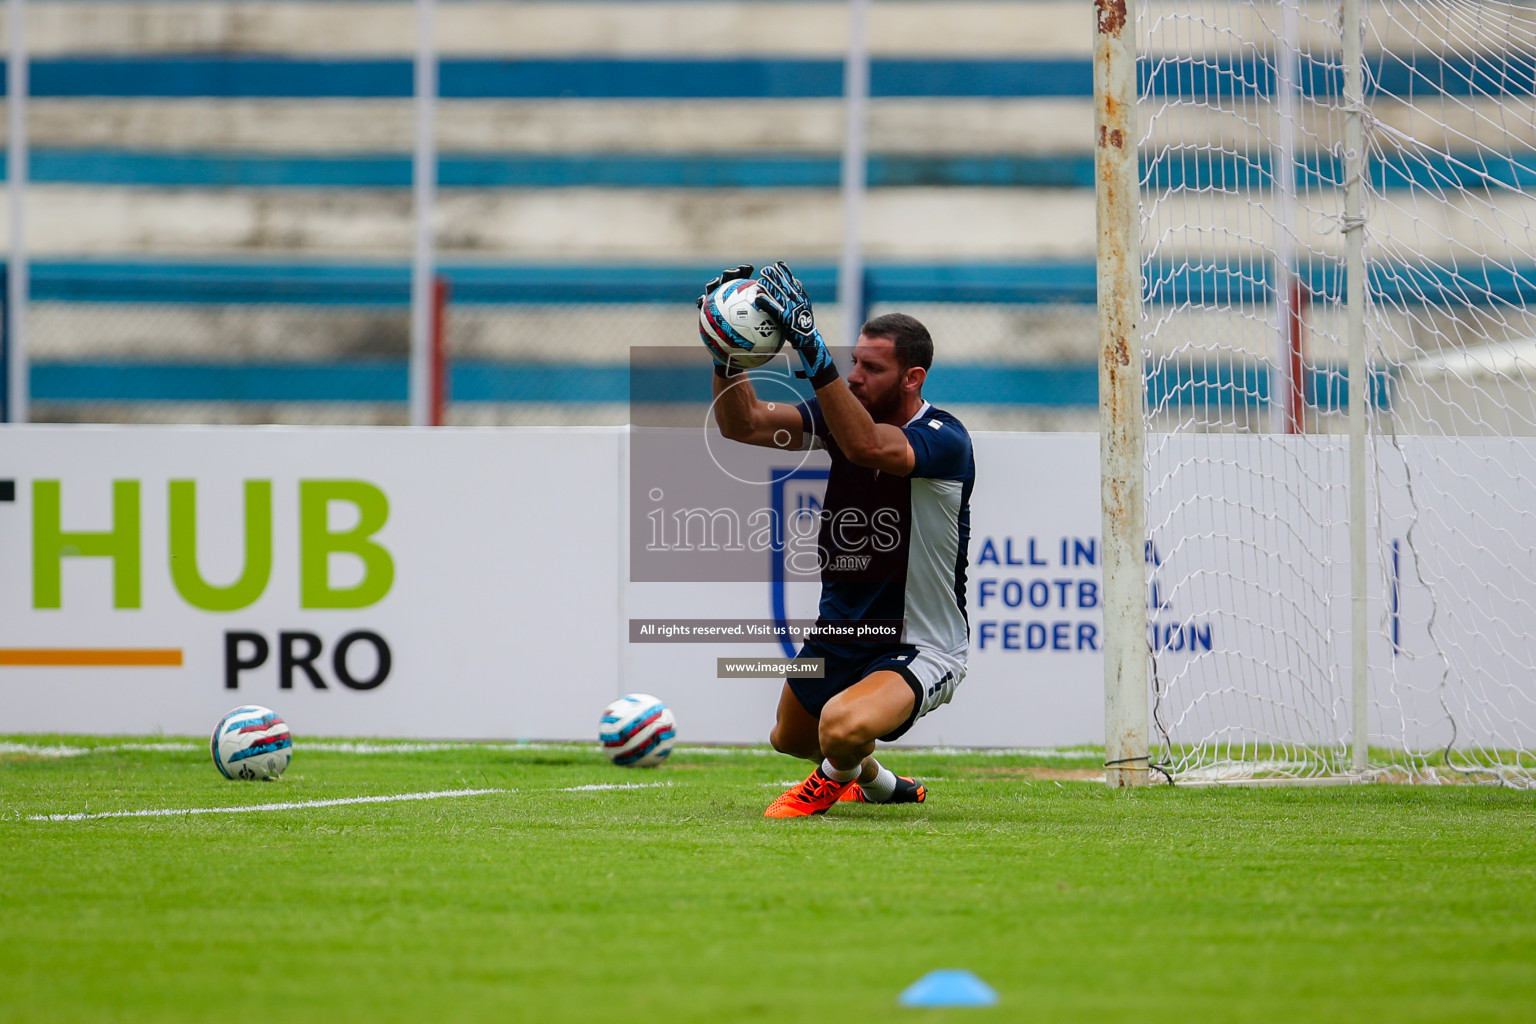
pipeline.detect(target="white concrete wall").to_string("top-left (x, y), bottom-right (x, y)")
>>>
top-left (11, 184), bottom-right (1533, 264)
top-left (7, 185), bottom-right (1098, 259)
top-left (24, 98), bottom-right (1102, 153)
top-left (10, 2), bottom-right (1093, 57)
top-left (3, 1), bottom-right (1499, 57)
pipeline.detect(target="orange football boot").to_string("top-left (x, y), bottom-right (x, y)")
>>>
top-left (763, 767), bottom-right (853, 818)
top-left (839, 775), bottom-right (927, 803)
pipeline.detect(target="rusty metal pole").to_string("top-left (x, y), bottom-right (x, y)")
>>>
top-left (430, 275), bottom-right (449, 426)
top-left (1095, 0), bottom-right (1148, 787)
top-left (408, 0), bottom-right (437, 427)
top-left (1272, 0), bottom-right (1302, 435)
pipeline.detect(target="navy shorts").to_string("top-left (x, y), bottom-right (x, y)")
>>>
top-left (788, 640), bottom-right (965, 742)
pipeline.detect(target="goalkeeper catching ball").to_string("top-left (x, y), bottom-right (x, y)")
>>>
top-left (703, 262), bottom-right (975, 817)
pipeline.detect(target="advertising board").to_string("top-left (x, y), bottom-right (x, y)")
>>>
top-left (6, 426), bottom-right (1529, 749)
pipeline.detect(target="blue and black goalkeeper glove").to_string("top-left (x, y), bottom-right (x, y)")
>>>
top-left (754, 261), bottom-right (839, 389)
top-left (698, 264), bottom-right (754, 375)
top-left (696, 264), bottom-right (754, 310)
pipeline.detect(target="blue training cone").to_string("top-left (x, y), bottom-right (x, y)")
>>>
top-left (898, 969), bottom-right (999, 1008)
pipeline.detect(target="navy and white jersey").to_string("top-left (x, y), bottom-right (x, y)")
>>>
top-left (796, 398), bottom-right (975, 659)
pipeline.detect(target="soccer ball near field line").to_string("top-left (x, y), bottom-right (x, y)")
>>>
top-left (698, 278), bottom-right (784, 370)
top-left (211, 704), bottom-right (292, 781)
top-left (600, 693), bottom-right (677, 768)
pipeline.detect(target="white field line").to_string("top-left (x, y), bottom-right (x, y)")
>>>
top-left (29, 787), bottom-right (509, 822)
top-left (5, 739), bottom-right (1108, 760)
top-left (0, 741), bottom-right (583, 758)
top-left (758, 776), bottom-right (959, 786)
top-left (302, 741), bottom-right (593, 754)
top-left (678, 746), bottom-right (1099, 761)
top-left (895, 746), bottom-right (1103, 759)
top-left (301, 741), bottom-right (493, 754)
top-left (2, 742), bottom-right (207, 757)
top-left (0, 743), bottom-right (93, 757)
top-left (755, 775), bottom-right (1103, 786)
top-left (670, 746), bottom-right (777, 756)
top-left (28, 780), bottom-right (681, 823)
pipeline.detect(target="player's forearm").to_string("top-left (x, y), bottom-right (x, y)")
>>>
top-left (712, 369), bottom-right (757, 439)
top-left (814, 377), bottom-right (881, 457)
top-left (815, 377), bottom-right (913, 472)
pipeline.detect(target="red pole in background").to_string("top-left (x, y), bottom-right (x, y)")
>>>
top-left (1286, 276), bottom-right (1308, 433)
top-left (430, 275), bottom-right (449, 426)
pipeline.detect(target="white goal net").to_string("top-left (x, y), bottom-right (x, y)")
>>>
top-left (1138, 0), bottom-right (1536, 784)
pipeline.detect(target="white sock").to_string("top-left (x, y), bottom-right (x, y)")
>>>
top-left (860, 764), bottom-right (898, 802)
top-left (820, 759), bottom-right (860, 783)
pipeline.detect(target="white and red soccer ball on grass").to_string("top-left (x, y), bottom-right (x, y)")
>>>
top-left (599, 694), bottom-right (677, 768)
top-left (211, 705), bottom-right (292, 780)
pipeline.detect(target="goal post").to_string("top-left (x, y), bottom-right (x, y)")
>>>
top-left (1342, 0), bottom-right (1368, 774)
top-left (1095, 0), bottom-right (1150, 788)
top-left (1100, 0), bottom-right (1536, 786)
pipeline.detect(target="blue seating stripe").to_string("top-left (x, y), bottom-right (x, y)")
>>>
top-left (5, 56), bottom-right (1526, 98)
top-left (19, 149), bottom-right (1536, 191)
top-left (28, 359), bottom-right (1392, 410)
top-left (16, 151), bottom-right (1091, 188)
top-left (16, 57), bottom-right (1071, 98)
top-left (23, 260), bottom-right (1536, 308)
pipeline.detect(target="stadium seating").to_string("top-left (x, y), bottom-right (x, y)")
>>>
top-left (14, 1), bottom-right (1519, 426)
top-left (8, 1), bottom-right (1107, 424)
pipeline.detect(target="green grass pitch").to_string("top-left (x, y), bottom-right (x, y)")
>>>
top-left (3, 737), bottom-right (1535, 1023)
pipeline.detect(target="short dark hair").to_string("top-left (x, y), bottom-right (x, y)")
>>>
top-left (860, 312), bottom-right (933, 371)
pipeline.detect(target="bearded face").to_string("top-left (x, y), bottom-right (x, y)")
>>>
top-left (855, 373), bottom-right (905, 421)
top-left (848, 337), bottom-right (914, 423)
